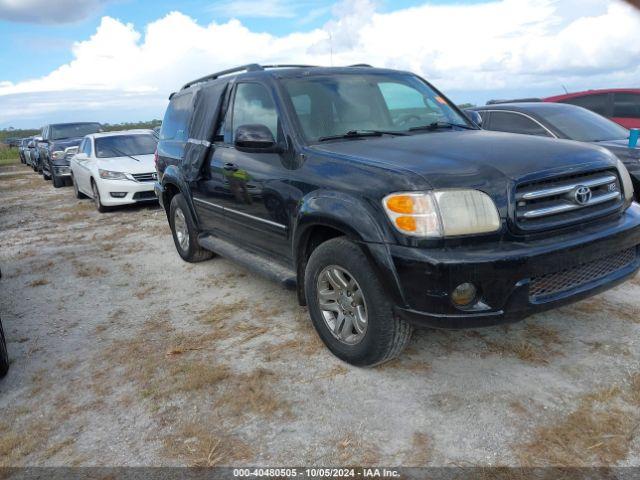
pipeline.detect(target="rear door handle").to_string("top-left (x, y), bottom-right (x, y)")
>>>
top-left (223, 162), bottom-right (238, 172)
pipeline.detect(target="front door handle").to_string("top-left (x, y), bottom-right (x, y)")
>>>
top-left (223, 162), bottom-right (238, 172)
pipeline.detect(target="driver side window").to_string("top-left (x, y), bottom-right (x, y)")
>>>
top-left (231, 83), bottom-right (279, 141)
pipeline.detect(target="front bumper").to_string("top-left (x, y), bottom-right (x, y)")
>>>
top-left (98, 179), bottom-right (157, 206)
top-left (388, 203), bottom-right (640, 329)
top-left (53, 165), bottom-right (71, 177)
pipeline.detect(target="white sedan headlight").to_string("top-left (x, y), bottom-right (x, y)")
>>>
top-left (99, 169), bottom-right (129, 180)
top-left (383, 190), bottom-right (501, 238)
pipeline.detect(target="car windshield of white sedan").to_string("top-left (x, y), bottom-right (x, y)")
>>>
top-left (95, 135), bottom-right (158, 159)
top-left (544, 108), bottom-right (629, 142)
top-left (51, 123), bottom-right (101, 140)
top-left (282, 73), bottom-right (470, 142)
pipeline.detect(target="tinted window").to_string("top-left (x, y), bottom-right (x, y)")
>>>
top-left (50, 123), bottom-right (101, 140)
top-left (488, 112), bottom-right (550, 136)
top-left (543, 106), bottom-right (628, 142)
top-left (232, 83), bottom-right (279, 140)
top-left (561, 94), bottom-right (608, 116)
top-left (160, 93), bottom-right (193, 141)
top-left (95, 135), bottom-right (157, 158)
top-left (82, 138), bottom-right (92, 156)
top-left (282, 73), bottom-right (469, 142)
top-left (613, 93), bottom-right (640, 119)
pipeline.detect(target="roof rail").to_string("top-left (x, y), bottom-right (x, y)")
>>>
top-left (261, 64), bottom-right (317, 70)
top-left (181, 63), bottom-right (263, 90)
top-left (486, 98), bottom-right (542, 105)
top-left (349, 63), bottom-right (373, 67)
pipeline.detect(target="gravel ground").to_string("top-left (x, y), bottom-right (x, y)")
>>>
top-left (1, 162), bottom-right (639, 467)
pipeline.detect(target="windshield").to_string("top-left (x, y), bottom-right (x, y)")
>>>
top-left (543, 107), bottom-right (628, 142)
top-left (95, 134), bottom-right (157, 159)
top-left (281, 73), bottom-right (470, 142)
top-left (51, 123), bottom-right (101, 140)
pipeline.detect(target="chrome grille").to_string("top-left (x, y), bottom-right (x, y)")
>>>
top-left (131, 172), bottom-right (157, 182)
top-left (529, 248), bottom-right (636, 300)
top-left (515, 170), bottom-right (623, 231)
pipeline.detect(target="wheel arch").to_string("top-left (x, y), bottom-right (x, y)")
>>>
top-left (293, 193), bottom-right (406, 307)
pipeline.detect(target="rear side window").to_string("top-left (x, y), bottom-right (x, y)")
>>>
top-left (161, 92), bottom-right (193, 141)
top-left (613, 93), bottom-right (640, 119)
top-left (83, 139), bottom-right (92, 156)
top-left (488, 111), bottom-right (550, 137)
top-left (561, 94), bottom-right (608, 116)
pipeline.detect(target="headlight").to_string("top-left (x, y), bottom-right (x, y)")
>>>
top-left (616, 159), bottom-right (634, 203)
top-left (99, 169), bottom-right (129, 180)
top-left (51, 150), bottom-right (65, 160)
top-left (383, 190), bottom-right (500, 238)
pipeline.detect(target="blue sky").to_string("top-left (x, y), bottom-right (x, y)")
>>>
top-left (0, 0), bottom-right (638, 128)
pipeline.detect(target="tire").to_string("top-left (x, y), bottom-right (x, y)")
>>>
top-left (52, 172), bottom-right (64, 188)
top-left (304, 237), bottom-right (413, 367)
top-left (169, 194), bottom-right (213, 263)
top-left (71, 174), bottom-right (87, 199)
top-left (42, 165), bottom-right (51, 181)
top-left (0, 318), bottom-right (9, 379)
top-left (91, 180), bottom-right (109, 213)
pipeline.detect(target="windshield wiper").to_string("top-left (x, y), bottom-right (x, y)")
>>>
top-left (110, 146), bottom-right (140, 162)
top-left (318, 129), bottom-right (409, 142)
top-left (409, 121), bottom-right (475, 132)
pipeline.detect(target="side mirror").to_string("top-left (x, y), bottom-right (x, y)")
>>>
top-left (629, 128), bottom-right (639, 149)
top-left (27, 141), bottom-right (34, 148)
top-left (65, 146), bottom-right (79, 156)
top-left (465, 110), bottom-right (483, 127)
top-left (234, 124), bottom-right (281, 153)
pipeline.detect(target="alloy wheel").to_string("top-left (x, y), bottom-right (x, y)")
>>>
top-left (316, 265), bottom-right (368, 345)
top-left (174, 208), bottom-right (189, 252)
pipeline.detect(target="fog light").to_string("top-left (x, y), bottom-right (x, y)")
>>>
top-left (110, 192), bottom-right (126, 198)
top-left (451, 282), bottom-right (477, 307)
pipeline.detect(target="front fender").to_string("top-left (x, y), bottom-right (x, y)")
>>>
top-left (293, 191), bottom-right (407, 307)
top-left (161, 165), bottom-right (200, 227)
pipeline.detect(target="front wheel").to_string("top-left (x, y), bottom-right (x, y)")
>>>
top-left (92, 181), bottom-right (109, 213)
top-left (304, 237), bottom-right (413, 367)
top-left (169, 194), bottom-right (213, 263)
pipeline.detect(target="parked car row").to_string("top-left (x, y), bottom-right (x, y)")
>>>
top-left (17, 124), bottom-right (159, 212)
top-left (151, 63), bottom-right (640, 366)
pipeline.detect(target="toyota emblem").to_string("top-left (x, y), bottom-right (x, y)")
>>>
top-left (574, 185), bottom-right (592, 205)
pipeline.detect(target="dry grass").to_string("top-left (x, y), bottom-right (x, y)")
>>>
top-left (73, 261), bottom-right (108, 278)
top-left (30, 259), bottom-right (54, 274)
top-left (0, 419), bottom-right (53, 466)
top-left (197, 299), bottom-right (248, 324)
top-left (218, 368), bottom-right (289, 418)
top-left (515, 373), bottom-right (640, 466)
top-left (407, 432), bottom-right (431, 466)
top-left (134, 283), bottom-right (154, 299)
top-left (163, 423), bottom-right (253, 467)
top-left (479, 322), bottom-right (565, 365)
top-left (28, 278), bottom-right (49, 287)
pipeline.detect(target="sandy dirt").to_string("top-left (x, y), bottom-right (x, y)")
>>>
top-left (1, 162), bottom-right (639, 467)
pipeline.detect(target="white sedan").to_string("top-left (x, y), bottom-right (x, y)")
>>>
top-left (70, 130), bottom-right (158, 212)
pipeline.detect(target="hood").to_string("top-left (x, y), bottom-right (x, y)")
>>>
top-left (96, 154), bottom-right (155, 174)
top-left (311, 130), bottom-right (618, 190)
top-left (51, 137), bottom-right (83, 151)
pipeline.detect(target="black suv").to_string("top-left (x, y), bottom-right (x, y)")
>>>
top-left (155, 64), bottom-right (640, 366)
top-left (39, 122), bottom-right (102, 187)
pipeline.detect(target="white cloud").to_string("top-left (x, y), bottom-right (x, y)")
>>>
top-left (1, 0), bottom-right (640, 126)
top-left (0, 0), bottom-right (109, 24)
top-left (209, 0), bottom-right (299, 18)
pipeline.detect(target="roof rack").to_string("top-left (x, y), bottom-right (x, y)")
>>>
top-left (349, 63), bottom-right (373, 67)
top-left (486, 98), bottom-right (542, 105)
top-left (181, 63), bottom-right (321, 90)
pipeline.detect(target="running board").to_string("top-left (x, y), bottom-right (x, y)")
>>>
top-left (198, 235), bottom-right (297, 290)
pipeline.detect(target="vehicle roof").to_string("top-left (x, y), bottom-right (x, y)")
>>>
top-left (46, 121), bottom-right (102, 127)
top-left (544, 88), bottom-right (640, 102)
top-left (471, 102), bottom-right (582, 114)
top-left (179, 64), bottom-right (412, 92)
top-left (87, 129), bottom-right (154, 139)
